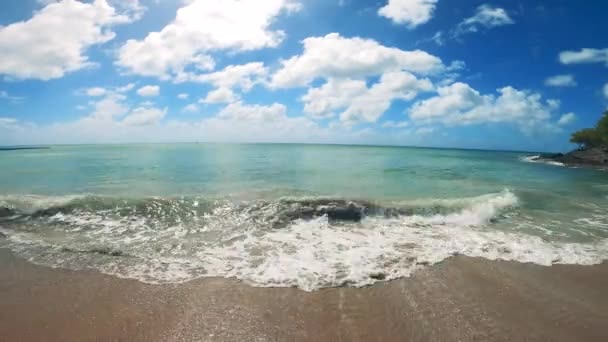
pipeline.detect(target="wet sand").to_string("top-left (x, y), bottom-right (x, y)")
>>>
top-left (0, 249), bottom-right (607, 342)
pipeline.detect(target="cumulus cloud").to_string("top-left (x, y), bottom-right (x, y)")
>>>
top-left (88, 93), bottom-right (129, 121)
top-left (559, 48), bottom-right (608, 66)
top-left (0, 0), bottom-right (137, 80)
top-left (86, 87), bottom-right (107, 97)
top-left (201, 87), bottom-right (237, 104)
top-left (557, 112), bottom-right (576, 126)
top-left (116, 0), bottom-right (300, 80)
top-left (137, 85), bottom-right (160, 97)
top-left (7, 88), bottom-right (169, 141)
top-left (378, 0), bottom-right (438, 28)
top-left (544, 74), bottom-right (576, 87)
top-left (188, 62), bottom-right (268, 103)
top-left (122, 106), bottom-right (166, 126)
top-left (302, 71), bottom-right (433, 124)
top-left (78, 86), bottom-right (165, 126)
top-left (182, 62), bottom-right (268, 87)
top-left (604, 83), bottom-right (608, 99)
top-left (0, 101), bottom-right (338, 145)
top-left (81, 83), bottom-right (133, 97)
top-left (271, 33), bottom-right (444, 88)
top-left (455, 4), bottom-right (514, 36)
top-left (177, 93), bottom-right (189, 100)
top-left (217, 102), bottom-right (287, 122)
top-left (182, 104), bottom-right (199, 113)
top-left (409, 82), bottom-right (565, 133)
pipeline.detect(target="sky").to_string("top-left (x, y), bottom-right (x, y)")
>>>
top-left (0, 0), bottom-right (607, 151)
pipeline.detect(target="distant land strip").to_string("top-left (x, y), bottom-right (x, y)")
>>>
top-left (0, 146), bottom-right (50, 151)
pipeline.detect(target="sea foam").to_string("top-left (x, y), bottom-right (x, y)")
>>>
top-left (1, 190), bottom-right (607, 291)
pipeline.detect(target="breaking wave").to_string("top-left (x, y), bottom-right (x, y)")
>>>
top-left (520, 155), bottom-right (565, 167)
top-left (1, 190), bottom-right (607, 291)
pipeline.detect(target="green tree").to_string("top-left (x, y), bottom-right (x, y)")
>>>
top-left (570, 111), bottom-right (608, 148)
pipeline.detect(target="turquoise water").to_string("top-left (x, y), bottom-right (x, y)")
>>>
top-left (1, 143), bottom-right (607, 290)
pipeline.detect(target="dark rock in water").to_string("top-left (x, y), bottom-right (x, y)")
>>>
top-left (324, 203), bottom-right (363, 222)
top-left (369, 273), bottom-right (386, 280)
top-left (266, 199), bottom-right (367, 227)
top-left (0, 207), bottom-right (13, 217)
top-left (60, 246), bottom-right (126, 257)
top-left (89, 247), bottom-right (125, 257)
top-left (0, 231), bottom-right (5, 238)
top-left (532, 145), bottom-right (608, 169)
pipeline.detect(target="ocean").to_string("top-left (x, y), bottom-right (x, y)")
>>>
top-left (0, 143), bottom-right (607, 291)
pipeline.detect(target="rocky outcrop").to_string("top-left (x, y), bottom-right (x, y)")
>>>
top-left (0, 207), bottom-right (14, 217)
top-left (539, 145), bottom-right (608, 168)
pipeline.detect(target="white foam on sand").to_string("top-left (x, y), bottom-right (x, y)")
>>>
top-left (2, 190), bottom-right (608, 291)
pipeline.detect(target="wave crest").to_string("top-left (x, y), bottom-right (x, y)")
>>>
top-left (1, 190), bottom-right (606, 291)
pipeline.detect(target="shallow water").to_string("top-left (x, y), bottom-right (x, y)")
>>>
top-left (0, 143), bottom-right (607, 290)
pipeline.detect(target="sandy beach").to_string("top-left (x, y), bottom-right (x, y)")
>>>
top-left (0, 249), bottom-right (606, 342)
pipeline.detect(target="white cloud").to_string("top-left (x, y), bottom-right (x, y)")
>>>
top-left (271, 33), bottom-right (444, 88)
top-left (86, 87), bottom-right (107, 97)
top-left (378, 0), bottom-right (438, 28)
top-left (81, 83), bottom-right (133, 97)
top-left (544, 74), bottom-right (576, 87)
top-left (0, 0), bottom-right (137, 80)
top-left (604, 83), bottom-right (608, 99)
top-left (2, 98), bottom-right (360, 145)
top-left (382, 120), bottom-right (409, 128)
top-left (38, 0), bottom-right (145, 18)
top-left (301, 78), bottom-right (366, 119)
top-left (409, 82), bottom-right (564, 133)
top-left (201, 87), bottom-right (237, 104)
top-left (430, 31), bottom-right (444, 46)
top-left (80, 90), bottom-right (166, 126)
top-left (116, 83), bottom-right (135, 93)
top-left (0, 91), bottom-right (25, 103)
top-left (559, 48), bottom-right (608, 65)
top-left (137, 85), bottom-right (160, 97)
top-left (302, 71), bottom-right (433, 124)
top-left (116, 0), bottom-right (300, 80)
top-left (177, 93), bottom-right (189, 100)
top-left (456, 4), bottom-right (514, 36)
top-left (182, 104), bottom-right (199, 113)
top-left (89, 93), bottom-right (129, 121)
top-left (0, 117), bottom-right (19, 128)
top-left (122, 106), bottom-right (167, 126)
top-left (188, 62), bottom-right (268, 103)
top-left (217, 102), bottom-right (286, 122)
top-left (186, 62), bottom-right (268, 88)
top-left (557, 112), bottom-right (576, 126)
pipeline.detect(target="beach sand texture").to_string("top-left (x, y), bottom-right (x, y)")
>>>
top-left (1, 250), bottom-right (607, 342)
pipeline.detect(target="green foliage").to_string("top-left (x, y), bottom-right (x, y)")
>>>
top-left (570, 111), bottom-right (608, 148)
top-left (570, 128), bottom-right (603, 147)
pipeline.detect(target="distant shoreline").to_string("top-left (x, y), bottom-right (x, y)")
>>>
top-left (0, 146), bottom-right (49, 151)
top-left (0, 142), bottom-right (544, 155)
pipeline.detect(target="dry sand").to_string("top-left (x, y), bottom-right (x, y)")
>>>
top-left (0, 249), bottom-right (607, 341)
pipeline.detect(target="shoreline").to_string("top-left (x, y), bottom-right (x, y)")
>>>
top-left (1, 249), bottom-right (607, 341)
top-left (529, 145), bottom-right (608, 169)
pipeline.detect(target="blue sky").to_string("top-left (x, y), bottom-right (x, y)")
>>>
top-left (0, 0), bottom-right (607, 151)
